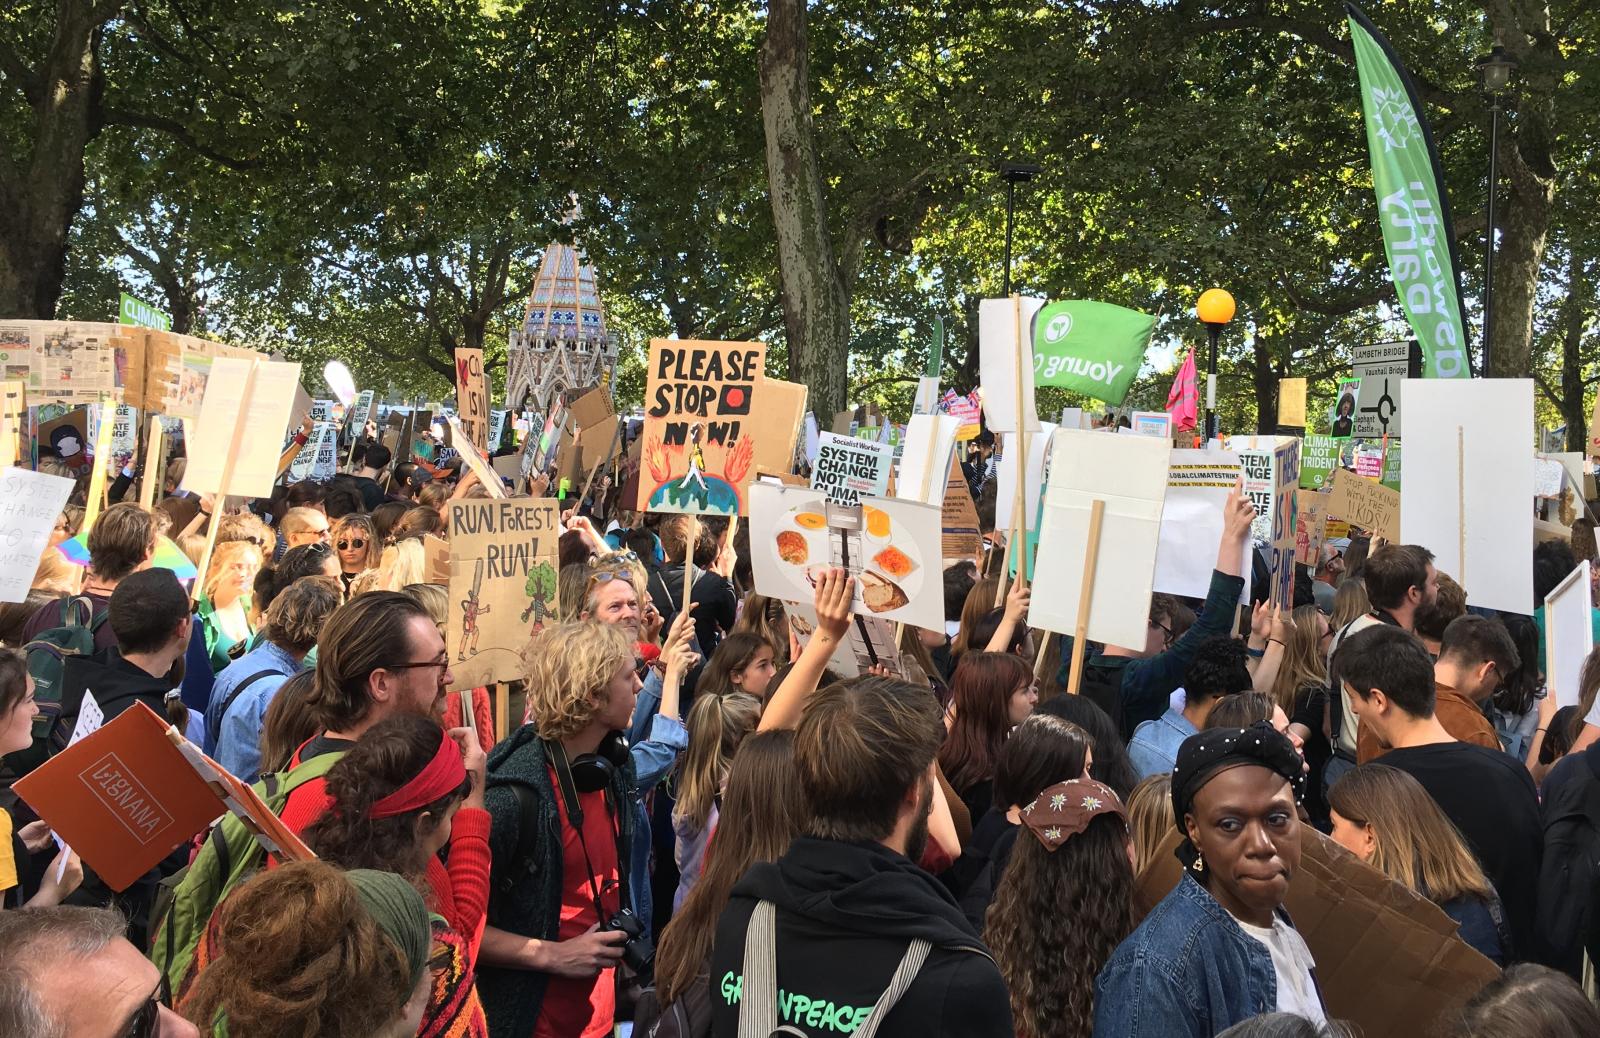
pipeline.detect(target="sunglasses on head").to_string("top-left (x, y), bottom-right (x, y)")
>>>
top-left (587, 569), bottom-right (631, 588)
top-left (337, 538), bottom-right (367, 550)
top-left (124, 973), bottom-right (171, 1038)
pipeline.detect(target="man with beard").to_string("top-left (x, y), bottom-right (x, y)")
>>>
top-left (709, 676), bottom-right (1013, 1037)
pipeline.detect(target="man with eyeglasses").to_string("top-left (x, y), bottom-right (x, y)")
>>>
top-left (280, 506), bottom-right (332, 549)
top-left (273, 592), bottom-right (459, 836)
top-left (1075, 485), bottom-right (1257, 741)
top-left (0, 905), bottom-right (199, 1038)
top-left (1355, 614), bottom-right (1511, 765)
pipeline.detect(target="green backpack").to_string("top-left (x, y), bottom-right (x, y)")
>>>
top-left (14, 597), bottom-right (111, 779)
top-left (148, 750), bottom-right (343, 992)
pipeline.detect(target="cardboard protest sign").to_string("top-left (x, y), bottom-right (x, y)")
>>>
top-left (638, 339), bottom-right (767, 514)
top-left (1029, 429), bottom-right (1169, 649)
top-left (995, 424), bottom-right (1055, 532)
top-left (1153, 451), bottom-right (1251, 604)
top-left (912, 376), bottom-right (940, 417)
top-left (978, 296), bottom-right (1046, 433)
top-left (1277, 378), bottom-right (1307, 427)
top-left (13, 702), bottom-right (313, 893)
top-left (1402, 379), bottom-right (1534, 614)
top-left (348, 389), bottom-right (375, 434)
top-left (1129, 411), bottom-right (1171, 439)
top-left (1296, 489), bottom-right (1330, 568)
top-left (444, 498), bottom-right (561, 691)
top-left (445, 417), bottom-right (508, 498)
top-left (0, 468), bottom-right (75, 602)
top-left (750, 377), bottom-right (808, 477)
top-left (1330, 377), bottom-right (1360, 437)
top-left (1326, 467), bottom-right (1400, 542)
top-left (1299, 434), bottom-right (1341, 489)
top-left (1135, 826), bottom-right (1498, 1038)
top-left (286, 422), bottom-right (337, 483)
top-left (897, 414), bottom-right (960, 508)
top-left (1352, 340), bottom-right (1410, 438)
top-left (184, 359), bottom-right (302, 498)
top-left (489, 409), bottom-right (508, 452)
top-left (785, 600), bottom-right (905, 679)
top-left (1232, 437), bottom-right (1301, 604)
top-left (749, 483), bottom-right (943, 632)
top-left (1545, 561), bottom-right (1592, 709)
top-left (941, 389), bottom-right (983, 441)
top-left (37, 408), bottom-right (91, 477)
top-left (941, 458), bottom-right (983, 561)
top-left (453, 349), bottom-right (489, 453)
top-left (568, 384), bottom-right (615, 435)
top-left (810, 433), bottom-right (893, 506)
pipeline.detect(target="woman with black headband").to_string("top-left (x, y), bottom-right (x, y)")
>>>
top-left (1095, 721), bottom-right (1325, 1036)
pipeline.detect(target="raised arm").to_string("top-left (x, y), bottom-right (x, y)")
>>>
top-left (985, 579), bottom-right (1031, 653)
top-left (759, 568), bottom-right (853, 732)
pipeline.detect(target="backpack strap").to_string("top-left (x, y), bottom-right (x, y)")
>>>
top-left (204, 670), bottom-right (281, 750)
top-left (737, 900), bottom-right (930, 1038)
top-left (493, 782), bottom-right (542, 901)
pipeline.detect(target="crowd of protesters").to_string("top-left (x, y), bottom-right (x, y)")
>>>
top-left (2, 427), bottom-right (1600, 1038)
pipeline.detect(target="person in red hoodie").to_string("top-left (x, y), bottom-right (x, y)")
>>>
top-left (275, 591), bottom-right (491, 952)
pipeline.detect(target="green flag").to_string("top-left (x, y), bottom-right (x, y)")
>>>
top-left (1347, 3), bottom-right (1471, 379)
top-left (1030, 299), bottom-right (1154, 405)
top-left (925, 316), bottom-right (944, 379)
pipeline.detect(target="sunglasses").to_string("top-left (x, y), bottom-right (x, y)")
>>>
top-left (587, 569), bottom-right (632, 588)
top-left (124, 974), bottom-right (171, 1038)
top-left (337, 538), bottom-right (367, 550)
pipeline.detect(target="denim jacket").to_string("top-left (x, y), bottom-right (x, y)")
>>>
top-left (1127, 706), bottom-right (1197, 780)
top-left (1094, 873), bottom-right (1288, 1037)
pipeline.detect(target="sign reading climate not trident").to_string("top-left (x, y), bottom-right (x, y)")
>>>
top-left (1031, 300), bottom-right (1156, 406)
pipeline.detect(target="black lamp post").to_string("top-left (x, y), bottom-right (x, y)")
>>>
top-left (1476, 45), bottom-right (1517, 377)
top-left (1197, 289), bottom-right (1235, 442)
top-left (999, 161), bottom-right (1042, 297)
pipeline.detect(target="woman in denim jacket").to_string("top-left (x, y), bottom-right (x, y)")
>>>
top-left (1095, 722), bottom-right (1325, 1037)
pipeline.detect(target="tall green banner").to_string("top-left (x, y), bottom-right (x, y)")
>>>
top-left (1347, 3), bottom-right (1471, 379)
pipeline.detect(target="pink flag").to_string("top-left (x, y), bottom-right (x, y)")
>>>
top-left (1166, 349), bottom-right (1199, 431)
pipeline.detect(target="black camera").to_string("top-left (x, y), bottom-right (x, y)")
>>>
top-left (606, 907), bottom-right (655, 977)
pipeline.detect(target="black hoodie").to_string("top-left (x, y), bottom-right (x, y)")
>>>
top-left (710, 837), bottom-right (1012, 1038)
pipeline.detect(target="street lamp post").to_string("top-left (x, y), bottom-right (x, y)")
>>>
top-left (999, 161), bottom-right (1042, 298)
top-left (1476, 45), bottom-right (1517, 378)
top-left (1196, 289), bottom-right (1236, 443)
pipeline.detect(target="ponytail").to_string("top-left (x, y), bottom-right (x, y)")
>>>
top-left (674, 692), bottom-right (761, 832)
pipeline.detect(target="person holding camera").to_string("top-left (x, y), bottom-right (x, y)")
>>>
top-left (478, 621), bottom-right (652, 1037)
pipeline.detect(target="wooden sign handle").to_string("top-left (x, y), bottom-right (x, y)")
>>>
top-left (1066, 499), bottom-right (1107, 694)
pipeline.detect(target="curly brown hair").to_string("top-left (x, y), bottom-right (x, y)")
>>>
top-left (984, 813), bottom-right (1135, 1038)
top-left (180, 859), bottom-right (413, 1037)
top-left (301, 714), bottom-right (469, 888)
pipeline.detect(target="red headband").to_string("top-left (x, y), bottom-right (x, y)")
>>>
top-left (369, 730), bottom-right (467, 819)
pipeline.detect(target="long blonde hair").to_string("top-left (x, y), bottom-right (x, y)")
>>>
top-left (1126, 774), bottom-right (1173, 876)
top-left (1328, 764), bottom-right (1494, 903)
top-left (731, 595), bottom-right (790, 666)
top-left (1270, 605), bottom-right (1329, 715)
top-left (673, 693), bottom-right (762, 832)
top-left (369, 539), bottom-right (425, 593)
top-left (331, 514), bottom-right (381, 572)
top-left (204, 540), bottom-right (263, 604)
top-left (1331, 578), bottom-right (1371, 630)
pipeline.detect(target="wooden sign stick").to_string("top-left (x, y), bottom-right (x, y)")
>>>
top-left (1010, 294), bottom-right (1031, 591)
top-left (192, 361), bottom-right (260, 607)
top-left (577, 418), bottom-right (625, 516)
top-left (1066, 499), bottom-right (1107, 694)
top-left (682, 515), bottom-right (699, 628)
top-left (495, 684), bottom-right (510, 743)
top-left (1032, 629), bottom-right (1056, 680)
top-left (1456, 425), bottom-right (1465, 590)
top-left (138, 415), bottom-right (164, 510)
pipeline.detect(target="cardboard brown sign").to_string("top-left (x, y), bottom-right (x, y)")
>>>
top-left (455, 348), bottom-right (490, 454)
top-left (941, 458), bottom-right (983, 561)
top-left (569, 384), bottom-right (615, 435)
top-left (638, 339), bottom-right (767, 515)
top-left (1327, 467), bottom-right (1400, 542)
top-left (444, 499), bottom-right (561, 691)
top-left (1135, 826), bottom-right (1498, 1038)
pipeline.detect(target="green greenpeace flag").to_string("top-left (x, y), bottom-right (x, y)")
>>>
top-left (1347, 3), bottom-right (1471, 379)
top-left (1030, 299), bottom-right (1155, 405)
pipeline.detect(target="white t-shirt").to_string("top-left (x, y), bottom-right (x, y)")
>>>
top-left (1238, 916), bottom-right (1326, 1024)
top-left (1329, 612), bottom-right (1383, 756)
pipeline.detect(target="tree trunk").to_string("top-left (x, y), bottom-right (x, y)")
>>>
top-left (759, 0), bottom-right (850, 420)
top-left (0, 2), bottom-right (113, 317)
top-left (1489, 171), bottom-right (1554, 378)
top-left (1251, 334), bottom-right (1278, 435)
top-left (1559, 253), bottom-right (1588, 453)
